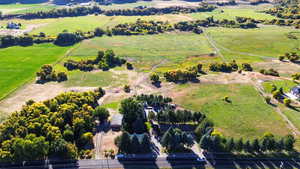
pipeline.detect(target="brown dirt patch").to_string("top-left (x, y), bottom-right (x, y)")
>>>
top-left (100, 131), bottom-right (121, 155)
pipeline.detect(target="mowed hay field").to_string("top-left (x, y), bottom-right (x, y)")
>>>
top-left (68, 33), bottom-right (216, 71)
top-left (205, 26), bottom-right (300, 62)
top-left (173, 83), bottom-right (291, 138)
top-left (0, 43), bottom-right (70, 100)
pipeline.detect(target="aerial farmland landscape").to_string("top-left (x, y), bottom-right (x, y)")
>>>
top-left (1, 0), bottom-right (300, 168)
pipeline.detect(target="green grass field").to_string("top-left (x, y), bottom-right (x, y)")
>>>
top-left (0, 4), bottom-right (57, 14)
top-left (68, 33), bottom-right (216, 71)
top-left (262, 80), bottom-right (297, 93)
top-left (26, 14), bottom-right (191, 36)
top-left (0, 43), bottom-right (70, 100)
top-left (187, 7), bottom-right (277, 21)
top-left (206, 26), bottom-right (300, 62)
top-left (174, 83), bottom-right (291, 138)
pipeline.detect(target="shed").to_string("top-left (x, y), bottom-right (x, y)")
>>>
top-left (111, 114), bottom-right (123, 131)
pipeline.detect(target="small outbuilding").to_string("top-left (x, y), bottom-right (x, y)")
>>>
top-left (110, 114), bottom-right (123, 131)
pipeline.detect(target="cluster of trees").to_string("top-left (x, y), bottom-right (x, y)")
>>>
top-left (112, 19), bottom-right (174, 35)
top-left (64, 49), bottom-right (126, 71)
top-left (265, 6), bottom-right (300, 20)
top-left (164, 69), bottom-right (198, 83)
top-left (36, 65), bottom-right (68, 83)
top-left (259, 68), bottom-right (279, 77)
top-left (0, 89), bottom-right (105, 162)
top-left (135, 94), bottom-right (172, 109)
top-left (4, 4), bottom-right (215, 20)
top-left (279, 52), bottom-right (299, 62)
top-left (174, 16), bottom-right (257, 32)
top-left (163, 64), bottom-right (202, 83)
top-left (0, 35), bottom-right (34, 48)
top-left (115, 132), bottom-right (151, 154)
top-left (161, 127), bottom-right (194, 153)
top-left (200, 132), bottom-right (296, 153)
top-left (154, 109), bottom-right (205, 124)
top-left (209, 61), bottom-right (253, 72)
top-left (119, 97), bottom-right (147, 134)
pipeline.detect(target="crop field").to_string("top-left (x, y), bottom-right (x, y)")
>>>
top-left (173, 83), bottom-right (291, 138)
top-left (205, 26), bottom-right (300, 62)
top-left (0, 43), bottom-right (70, 100)
top-left (68, 32), bottom-right (216, 71)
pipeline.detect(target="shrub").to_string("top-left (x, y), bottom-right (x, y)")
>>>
top-left (124, 85), bottom-right (131, 93)
top-left (241, 63), bottom-right (253, 71)
top-left (150, 73), bottom-right (160, 84)
top-left (265, 96), bottom-right (271, 104)
top-left (279, 55), bottom-right (285, 61)
top-left (284, 98), bottom-right (292, 107)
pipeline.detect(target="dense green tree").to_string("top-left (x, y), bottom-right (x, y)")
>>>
top-left (130, 135), bottom-right (140, 154)
top-left (118, 132), bottom-right (131, 153)
top-left (93, 107), bottom-right (110, 122)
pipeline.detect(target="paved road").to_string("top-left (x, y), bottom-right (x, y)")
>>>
top-left (3, 157), bottom-right (300, 169)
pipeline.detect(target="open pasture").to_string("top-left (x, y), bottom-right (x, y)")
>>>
top-left (14, 14), bottom-right (193, 36)
top-left (173, 83), bottom-right (291, 138)
top-left (187, 6), bottom-right (277, 21)
top-left (205, 26), bottom-right (300, 62)
top-left (0, 43), bottom-right (70, 100)
top-left (0, 3), bottom-right (57, 14)
top-left (67, 32), bottom-right (216, 71)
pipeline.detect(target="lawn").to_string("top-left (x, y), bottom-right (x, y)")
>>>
top-left (0, 43), bottom-right (70, 100)
top-left (68, 33), bottom-right (216, 71)
top-left (205, 26), bottom-right (300, 62)
top-left (173, 83), bottom-right (291, 138)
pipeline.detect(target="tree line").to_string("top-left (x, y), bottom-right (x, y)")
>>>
top-left (2, 4), bottom-right (216, 19)
top-left (200, 132), bottom-right (296, 153)
top-left (0, 88), bottom-right (105, 162)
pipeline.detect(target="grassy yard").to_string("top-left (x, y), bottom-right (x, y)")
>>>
top-left (206, 26), bottom-right (300, 62)
top-left (68, 32), bottom-right (216, 71)
top-left (173, 83), bottom-right (291, 138)
top-left (0, 43), bottom-right (70, 100)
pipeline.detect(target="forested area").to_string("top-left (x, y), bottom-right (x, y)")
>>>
top-left (0, 88), bottom-right (105, 162)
